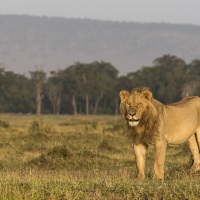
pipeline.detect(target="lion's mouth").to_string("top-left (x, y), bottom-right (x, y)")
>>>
top-left (129, 118), bottom-right (140, 122)
top-left (127, 118), bottom-right (140, 127)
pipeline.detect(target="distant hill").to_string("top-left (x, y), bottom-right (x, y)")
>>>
top-left (0, 15), bottom-right (200, 75)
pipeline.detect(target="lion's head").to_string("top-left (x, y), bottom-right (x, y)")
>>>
top-left (119, 87), bottom-right (158, 144)
top-left (119, 87), bottom-right (153, 127)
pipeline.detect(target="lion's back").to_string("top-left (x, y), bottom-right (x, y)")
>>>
top-left (168, 96), bottom-right (200, 110)
top-left (159, 96), bottom-right (200, 122)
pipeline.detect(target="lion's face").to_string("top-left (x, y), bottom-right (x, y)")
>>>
top-left (119, 88), bottom-right (153, 127)
top-left (125, 95), bottom-right (146, 126)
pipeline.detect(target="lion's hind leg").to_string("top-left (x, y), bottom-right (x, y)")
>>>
top-left (188, 133), bottom-right (200, 173)
top-left (195, 131), bottom-right (200, 153)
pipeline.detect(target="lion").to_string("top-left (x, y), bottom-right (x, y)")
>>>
top-left (119, 87), bottom-right (200, 179)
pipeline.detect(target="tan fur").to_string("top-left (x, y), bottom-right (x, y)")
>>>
top-left (119, 87), bottom-right (200, 179)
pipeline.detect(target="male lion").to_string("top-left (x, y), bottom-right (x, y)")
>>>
top-left (119, 87), bottom-right (200, 179)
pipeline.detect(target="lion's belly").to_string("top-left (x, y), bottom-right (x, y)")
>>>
top-left (165, 131), bottom-right (194, 145)
top-left (163, 118), bottom-right (199, 145)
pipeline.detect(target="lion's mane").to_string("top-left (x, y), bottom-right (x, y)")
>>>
top-left (120, 87), bottom-right (159, 145)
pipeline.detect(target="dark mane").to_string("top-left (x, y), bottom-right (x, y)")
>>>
top-left (120, 87), bottom-right (159, 145)
top-left (131, 87), bottom-right (150, 95)
top-left (127, 104), bottom-right (159, 145)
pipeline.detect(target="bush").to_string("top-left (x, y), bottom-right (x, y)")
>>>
top-left (28, 121), bottom-right (51, 136)
top-left (0, 120), bottom-right (10, 128)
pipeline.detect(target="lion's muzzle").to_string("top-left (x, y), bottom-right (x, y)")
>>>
top-left (128, 118), bottom-right (140, 127)
top-left (127, 111), bottom-right (140, 127)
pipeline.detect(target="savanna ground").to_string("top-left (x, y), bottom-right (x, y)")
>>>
top-left (0, 114), bottom-right (199, 200)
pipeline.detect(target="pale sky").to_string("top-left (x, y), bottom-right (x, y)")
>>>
top-left (1, 0), bottom-right (200, 25)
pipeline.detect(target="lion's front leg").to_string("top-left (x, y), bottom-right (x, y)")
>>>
top-left (153, 139), bottom-right (167, 180)
top-left (133, 143), bottom-right (147, 179)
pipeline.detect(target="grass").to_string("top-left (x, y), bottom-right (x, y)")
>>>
top-left (0, 114), bottom-right (199, 199)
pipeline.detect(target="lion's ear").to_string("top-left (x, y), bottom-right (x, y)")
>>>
top-left (142, 90), bottom-right (153, 101)
top-left (119, 90), bottom-right (130, 101)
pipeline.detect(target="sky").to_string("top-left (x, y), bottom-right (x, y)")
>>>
top-left (1, 0), bottom-right (200, 25)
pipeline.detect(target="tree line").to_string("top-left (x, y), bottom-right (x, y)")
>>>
top-left (1, 54), bottom-right (200, 115)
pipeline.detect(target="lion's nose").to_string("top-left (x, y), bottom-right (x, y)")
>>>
top-left (128, 111), bottom-right (136, 117)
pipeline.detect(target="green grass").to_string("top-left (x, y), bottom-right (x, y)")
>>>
top-left (0, 114), bottom-right (199, 199)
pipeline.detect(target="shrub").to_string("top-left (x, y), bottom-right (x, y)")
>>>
top-left (0, 120), bottom-right (10, 128)
top-left (28, 121), bottom-right (51, 136)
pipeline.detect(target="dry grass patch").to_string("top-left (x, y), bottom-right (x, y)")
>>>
top-left (0, 114), bottom-right (199, 199)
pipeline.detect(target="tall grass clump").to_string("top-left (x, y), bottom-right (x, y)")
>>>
top-left (0, 120), bottom-right (10, 129)
top-left (27, 120), bottom-right (53, 138)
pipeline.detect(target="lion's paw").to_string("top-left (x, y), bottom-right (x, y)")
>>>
top-left (189, 163), bottom-right (200, 174)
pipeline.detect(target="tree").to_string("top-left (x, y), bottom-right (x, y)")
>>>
top-left (90, 62), bottom-right (119, 115)
top-left (153, 54), bottom-right (187, 103)
top-left (186, 59), bottom-right (200, 96)
top-left (58, 61), bottom-right (119, 115)
top-left (128, 54), bottom-right (187, 104)
top-left (58, 64), bottom-right (80, 115)
top-left (0, 66), bottom-right (34, 113)
top-left (30, 70), bottom-right (46, 115)
top-left (0, 56), bottom-right (194, 114)
top-left (46, 71), bottom-right (63, 114)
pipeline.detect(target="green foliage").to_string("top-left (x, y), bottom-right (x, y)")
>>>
top-left (0, 69), bottom-right (34, 112)
top-left (1, 55), bottom-right (200, 114)
top-left (128, 54), bottom-right (188, 103)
